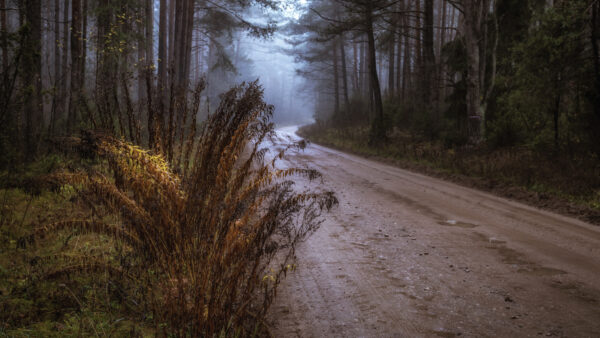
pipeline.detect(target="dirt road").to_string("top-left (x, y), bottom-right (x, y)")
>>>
top-left (267, 127), bottom-right (600, 337)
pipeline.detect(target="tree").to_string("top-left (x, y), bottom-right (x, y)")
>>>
top-left (451, 0), bottom-right (498, 143)
top-left (312, 0), bottom-right (397, 143)
top-left (1, 0), bottom-right (8, 71)
top-left (502, 1), bottom-right (590, 153)
top-left (67, 0), bottom-right (83, 133)
top-left (22, 0), bottom-right (42, 160)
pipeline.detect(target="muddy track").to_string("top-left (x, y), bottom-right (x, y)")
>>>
top-left (267, 127), bottom-right (600, 338)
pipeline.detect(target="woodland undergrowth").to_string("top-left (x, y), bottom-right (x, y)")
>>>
top-left (1, 82), bottom-right (337, 336)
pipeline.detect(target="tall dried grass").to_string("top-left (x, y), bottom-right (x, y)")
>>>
top-left (33, 82), bottom-right (337, 335)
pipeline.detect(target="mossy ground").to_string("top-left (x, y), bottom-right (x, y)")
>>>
top-left (0, 184), bottom-right (154, 337)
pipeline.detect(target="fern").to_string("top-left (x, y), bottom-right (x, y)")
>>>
top-left (32, 82), bottom-right (337, 336)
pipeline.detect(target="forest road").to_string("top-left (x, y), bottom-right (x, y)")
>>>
top-left (267, 126), bottom-right (600, 338)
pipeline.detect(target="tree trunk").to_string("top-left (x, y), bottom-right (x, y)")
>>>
top-left (50, 0), bottom-right (61, 134)
top-left (138, 22), bottom-right (146, 106)
top-left (168, 0), bottom-right (175, 86)
top-left (182, 0), bottom-right (194, 89)
top-left (61, 0), bottom-right (69, 122)
top-left (352, 40), bottom-right (359, 94)
top-left (158, 0), bottom-right (167, 92)
top-left (67, 0), bottom-right (82, 133)
top-left (81, 0), bottom-right (87, 85)
top-left (388, 31), bottom-right (395, 96)
top-left (23, 0), bottom-right (42, 159)
top-left (95, 0), bottom-right (115, 131)
top-left (366, 6), bottom-right (385, 144)
top-left (378, 46), bottom-right (383, 91)
top-left (333, 39), bottom-right (340, 115)
top-left (402, 8), bottom-right (411, 101)
top-left (591, 2), bottom-right (600, 121)
top-left (396, 1), bottom-right (404, 98)
top-left (439, 0), bottom-right (447, 101)
top-left (339, 36), bottom-right (350, 110)
top-left (415, 0), bottom-right (423, 79)
top-left (156, 0), bottom-right (167, 145)
top-left (172, 0), bottom-right (183, 88)
top-left (172, 0), bottom-right (193, 89)
top-left (359, 39), bottom-right (366, 98)
top-left (396, 22), bottom-right (402, 97)
top-left (423, 0), bottom-right (435, 104)
top-left (146, 0), bottom-right (153, 67)
top-left (554, 92), bottom-right (561, 152)
top-left (463, 1), bottom-right (484, 142)
top-left (1, 0), bottom-right (8, 71)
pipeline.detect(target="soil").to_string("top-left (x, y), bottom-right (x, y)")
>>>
top-left (267, 127), bottom-right (600, 337)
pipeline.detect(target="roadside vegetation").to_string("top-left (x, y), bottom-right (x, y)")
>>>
top-left (1, 0), bottom-right (340, 335)
top-left (1, 83), bottom-right (337, 336)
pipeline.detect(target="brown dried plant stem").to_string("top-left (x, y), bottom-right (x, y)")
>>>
top-left (34, 82), bottom-right (337, 336)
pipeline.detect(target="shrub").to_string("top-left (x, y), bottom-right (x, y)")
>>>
top-left (31, 82), bottom-right (337, 336)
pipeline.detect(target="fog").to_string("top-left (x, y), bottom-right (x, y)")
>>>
top-left (202, 0), bottom-right (315, 127)
top-left (242, 33), bottom-right (315, 126)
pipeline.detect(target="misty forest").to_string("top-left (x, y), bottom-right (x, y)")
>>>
top-left (1, 0), bottom-right (600, 336)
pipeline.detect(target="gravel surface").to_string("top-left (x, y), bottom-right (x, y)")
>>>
top-left (268, 127), bottom-right (600, 338)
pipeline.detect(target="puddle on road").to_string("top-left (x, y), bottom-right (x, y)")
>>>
top-left (438, 220), bottom-right (479, 229)
top-left (490, 244), bottom-right (567, 277)
top-left (430, 329), bottom-right (461, 338)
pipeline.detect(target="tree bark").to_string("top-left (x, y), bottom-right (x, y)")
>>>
top-left (352, 40), bottom-right (359, 94)
top-left (61, 0), bottom-right (69, 122)
top-left (460, 0), bottom-right (496, 143)
top-left (146, 0), bottom-right (153, 67)
top-left (158, 0), bottom-right (167, 91)
top-left (402, 7), bottom-right (411, 101)
top-left (333, 39), bottom-right (340, 115)
top-left (463, 0), bottom-right (485, 142)
top-left (67, 0), bottom-right (82, 133)
top-left (339, 35), bottom-right (350, 110)
top-left (81, 0), bottom-right (87, 88)
top-left (1, 0), bottom-right (8, 71)
top-left (168, 0), bottom-right (175, 86)
top-left (50, 0), bottom-right (61, 134)
top-left (23, 0), bottom-right (42, 159)
top-left (95, 0), bottom-right (114, 131)
top-left (396, 0), bottom-right (404, 98)
top-left (172, 0), bottom-right (194, 89)
top-left (156, 0), bottom-right (167, 144)
top-left (439, 0), bottom-right (447, 101)
top-left (388, 30), bottom-right (395, 96)
top-left (360, 39), bottom-right (367, 99)
top-left (182, 0), bottom-right (194, 88)
top-left (365, 5), bottom-right (385, 144)
top-left (591, 2), bottom-right (600, 122)
top-left (415, 0), bottom-right (423, 80)
top-left (423, 0), bottom-right (435, 104)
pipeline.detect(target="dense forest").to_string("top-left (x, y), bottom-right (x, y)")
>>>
top-left (295, 0), bottom-right (600, 149)
top-left (294, 0), bottom-right (600, 219)
top-left (0, 0), bottom-right (337, 335)
top-left (1, 0), bottom-right (600, 335)
top-left (0, 0), bottom-right (288, 167)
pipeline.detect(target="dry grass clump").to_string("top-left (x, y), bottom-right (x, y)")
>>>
top-left (31, 82), bottom-right (337, 336)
